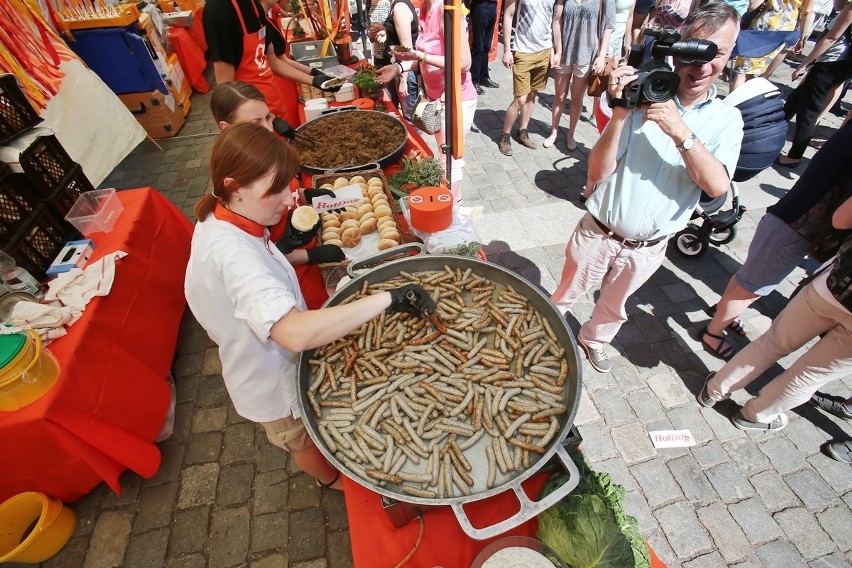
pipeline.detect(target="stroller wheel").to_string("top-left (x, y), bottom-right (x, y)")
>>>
top-left (709, 226), bottom-right (736, 246)
top-left (675, 226), bottom-right (708, 257)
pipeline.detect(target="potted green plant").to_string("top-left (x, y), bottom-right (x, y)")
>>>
top-left (353, 63), bottom-right (382, 100)
top-left (388, 156), bottom-right (447, 197)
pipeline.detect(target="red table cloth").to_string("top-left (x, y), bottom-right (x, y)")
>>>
top-left (0, 188), bottom-right (193, 503)
top-left (344, 473), bottom-right (667, 567)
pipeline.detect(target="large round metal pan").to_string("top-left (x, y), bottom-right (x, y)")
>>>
top-left (293, 108), bottom-right (408, 174)
top-left (296, 255), bottom-right (582, 540)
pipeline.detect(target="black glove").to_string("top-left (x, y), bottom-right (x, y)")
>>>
top-left (277, 209), bottom-right (321, 254)
top-left (303, 187), bottom-right (346, 213)
top-left (310, 67), bottom-right (323, 77)
top-left (306, 244), bottom-right (345, 264)
top-left (312, 73), bottom-right (342, 92)
top-left (273, 117), bottom-right (296, 140)
top-left (304, 187), bottom-right (335, 203)
top-left (388, 284), bottom-right (437, 317)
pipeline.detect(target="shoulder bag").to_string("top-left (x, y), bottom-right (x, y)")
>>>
top-left (411, 75), bottom-right (443, 134)
top-left (586, 0), bottom-right (618, 97)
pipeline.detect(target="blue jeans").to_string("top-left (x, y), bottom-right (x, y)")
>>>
top-left (470, 1), bottom-right (497, 84)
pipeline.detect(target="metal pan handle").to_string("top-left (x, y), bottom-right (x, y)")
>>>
top-left (346, 243), bottom-right (425, 278)
top-left (449, 445), bottom-right (580, 541)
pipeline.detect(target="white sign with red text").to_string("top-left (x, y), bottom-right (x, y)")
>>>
top-left (311, 184), bottom-right (364, 212)
top-left (649, 429), bottom-right (696, 449)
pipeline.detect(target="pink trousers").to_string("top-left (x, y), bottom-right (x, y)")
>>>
top-left (550, 213), bottom-right (669, 349)
top-left (707, 281), bottom-right (852, 424)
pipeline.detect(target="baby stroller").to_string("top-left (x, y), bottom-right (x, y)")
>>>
top-left (674, 78), bottom-right (787, 257)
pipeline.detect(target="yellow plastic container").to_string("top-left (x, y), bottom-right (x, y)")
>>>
top-left (0, 492), bottom-right (76, 563)
top-left (0, 330), bottom-right (60, 412)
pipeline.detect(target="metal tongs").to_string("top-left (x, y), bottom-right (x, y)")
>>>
top-left (401, 288), bottom-right (446, 333)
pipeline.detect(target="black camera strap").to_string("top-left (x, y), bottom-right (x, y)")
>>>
top-left (609, 96), bottom-right (630, 108)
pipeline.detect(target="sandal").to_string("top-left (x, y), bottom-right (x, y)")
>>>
top-left (316, 470), bottom-right (341, 489)
top-left (699, 326), bottom-right (736, 361)
top-left (705, 305), bottom-right (748, 336)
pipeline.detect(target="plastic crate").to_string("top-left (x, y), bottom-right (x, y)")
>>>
top-left (0, 163), bottom-right (36, 239)
top-left (4, 211), bottom-right (72, 281)
top-left (19, 135), bottom-right (95, 215)
top-left (0, 74), bottom-right (42, 145)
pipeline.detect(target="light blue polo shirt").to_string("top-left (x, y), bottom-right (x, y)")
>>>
top-left (587, 85), bottom-right (744, 241)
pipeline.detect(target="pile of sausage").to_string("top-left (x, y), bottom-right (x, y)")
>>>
top-left (307, 266), bottom-right (571, 499)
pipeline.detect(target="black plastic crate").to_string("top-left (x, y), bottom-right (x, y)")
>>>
top-left (0, 162), bottom-right (41, 239)
top-left (0, 74), bottom-right (42, 145)
top-left (4, 210), bottom-right (70, 281)
top-left (19, 135), bottom-right (95, 215)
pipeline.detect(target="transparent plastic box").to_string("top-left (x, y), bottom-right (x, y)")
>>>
top-left (64, 188), bottom-right (124, 235)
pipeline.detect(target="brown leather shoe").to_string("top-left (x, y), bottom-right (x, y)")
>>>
top-left (498, 133), bottom-right (512, 156)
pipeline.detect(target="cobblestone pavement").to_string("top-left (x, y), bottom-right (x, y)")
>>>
top-left (13, 42), bottom-right (852, 568)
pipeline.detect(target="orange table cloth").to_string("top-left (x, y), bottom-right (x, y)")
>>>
top-left (0, 188), bottom-right (193, 503)
top-left (344, 473), bottom-right (667, 567)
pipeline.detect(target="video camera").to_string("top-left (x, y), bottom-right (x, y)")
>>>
top-left (613, 28), bottom-right (717, 109)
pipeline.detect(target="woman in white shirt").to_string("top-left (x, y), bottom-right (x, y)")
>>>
top-left (185, 123), bottom-right (434, 489)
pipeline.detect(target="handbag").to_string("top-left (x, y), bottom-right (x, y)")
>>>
top-left (740, 1), bottom-right (766, 30)
top-left (411, 76), bottom-right (443, 134)
top-left (586, 56), bottom-right (617, 97)
top-left (586, 0), bottom-right (616, 97)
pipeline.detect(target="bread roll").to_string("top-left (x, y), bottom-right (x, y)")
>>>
top-left (377, 217), bottom-right (396, 230)
top-left (371, 195), bottom-right (389, 207)
top-left (321, 229), bottom-right (340, 242)
top-left (323, 219), bottom-right (341, 229)
top-left (333, 177), bottom-right (350, 189)
top-left (359, 217), bottom-right (378, 234)
top-left (324, 238), bottom-right (344, 247)
top-left (341, 227), bottom-right (362, 247)
top-left (320, 183), bottom-right (334, 190)
top-left (378, 238), bottom-right (399, 251)
top-left (356, 203), bottom-right (373, 217)
top-left (380, 229), bottom-right (400, 242)
top-left (367, 187), bottom-right (385, 198)
top-left (367, 178), bottom-right (384, 188)
top-left (339, 210), bottom-right (357, 222)
top-left (321, 212), bottom-right (338, 222)
top-left (373, 205), bottom-right (392, 218)
top-left (291, 206), bottom-right (319, 232)
top-left (359, 212), bottom-right (376, 223)
top-left (350, 176), bottom-right (366, 185)
top-left (340, 219), bottom-right (360, 231)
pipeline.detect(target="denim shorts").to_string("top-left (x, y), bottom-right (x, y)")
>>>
top-left (734, 213), bottom-right (809, 296)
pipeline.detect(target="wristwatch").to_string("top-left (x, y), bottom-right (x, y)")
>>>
top-left (677, 133), bottom-right (698, 152)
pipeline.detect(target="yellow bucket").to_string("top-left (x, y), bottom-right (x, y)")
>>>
top-left (0, 492), bottom-right (76, 563)
top-left (0, 330), bottom-right (60, 412)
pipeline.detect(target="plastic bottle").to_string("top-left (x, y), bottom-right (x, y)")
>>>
top-left (0, 251), bottom-right (44, 300)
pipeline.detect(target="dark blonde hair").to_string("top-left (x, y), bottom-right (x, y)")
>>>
top-left (195, 123), bottom-right (301, 221)
top-left (209, 81), bottom-right (267, 124)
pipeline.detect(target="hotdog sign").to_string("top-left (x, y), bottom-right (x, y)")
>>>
top-left (310, 185), bottom-right (365, 212)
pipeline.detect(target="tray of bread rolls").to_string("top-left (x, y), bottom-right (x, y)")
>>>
top-left (312, 168), bottom-right (420, 292)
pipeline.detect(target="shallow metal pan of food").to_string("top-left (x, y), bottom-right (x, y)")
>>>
top-left (297, 255), bottom-right (583, 540)
top-left (293, 108), bottom-right (408, 174)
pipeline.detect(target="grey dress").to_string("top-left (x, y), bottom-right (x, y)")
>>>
top-left (557, 0), bottom-right (615, 66)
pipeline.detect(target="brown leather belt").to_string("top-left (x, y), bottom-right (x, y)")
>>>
top-left (591, 217), bottom-right (667, 248)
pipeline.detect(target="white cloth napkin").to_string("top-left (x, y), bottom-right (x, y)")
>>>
top-left (44, 251), bottom-right (127, 311)
top-left (1, 251), bottom-right (127, 343)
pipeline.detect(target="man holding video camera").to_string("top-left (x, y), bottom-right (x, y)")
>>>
top-left (551, 1), bottom-right (743, 373)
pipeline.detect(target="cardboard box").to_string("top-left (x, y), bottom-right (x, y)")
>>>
top-left (119, 89), bottom-right (185, 138)
top-left (46, 239), bottom-right (95, 278)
